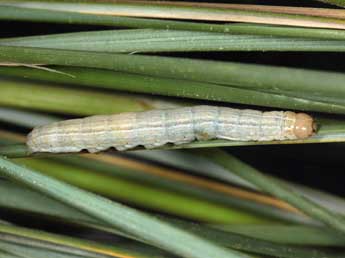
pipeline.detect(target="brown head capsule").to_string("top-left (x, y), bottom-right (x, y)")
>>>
top-left (283, 111), bottom-right (316, 140)
top-left (293, 113), bottom-right (316, 139)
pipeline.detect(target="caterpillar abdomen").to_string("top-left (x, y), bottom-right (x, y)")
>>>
top-left (27, 105), bottom-right (315, 153)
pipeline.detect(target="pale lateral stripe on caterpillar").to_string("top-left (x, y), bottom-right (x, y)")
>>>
top-left (27, 105), bottom-right (316, 153)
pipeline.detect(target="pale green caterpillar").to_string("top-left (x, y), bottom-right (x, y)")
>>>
top-left (27, 105), bottom-right (315, 153)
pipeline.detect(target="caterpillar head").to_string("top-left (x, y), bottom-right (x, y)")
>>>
top-left (293, 113), bottom-right (316, 139)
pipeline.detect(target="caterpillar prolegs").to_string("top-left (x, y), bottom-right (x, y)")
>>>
top-left (27, 105), bottom-right (316, 153)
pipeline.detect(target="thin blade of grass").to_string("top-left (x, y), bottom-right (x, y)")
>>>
top-left (0, 78), bottom-right (179, 115)
top-left (15, 157), bottom-right (268, 224)
top-left (0, 223), bottom-right (167, 258)
top-left (0, 220), bottom-right (11, 226)
top-left (2, 219), bottom-right (345, 258)
top-left (200, 149), bottom-right (345, 236)
top-left (2, 66), bottom-right (344, 115)
top-left (0, 144), bottom-right (30, 159)
top-left (1, 204), bottom-right (341, 258)
top-left (316, 0), bottom-right (345, 7)
top-left (4, 1), bottom-right (345, 29)
top-left (212, 224), bottom-right (345, 246)
top-left (133, 147), bottom-right (345, 223)
top-left (0, 5), bottom-right (202, 30)
top-left (226, 23), bottom-right (345, 40)
top-left (0, 240), bottom-right (103, 258)
top-left (2, 179), bottom-right (345, 248)
top-left (118, 1), bottom-right (345, 19)
top-left (0, 156), bottom-right (253, 258)
top-left (4, 5), bottom-right (345, 40)
top-left (4, 29), bottom-right (345, 52)
top-left (0, 107), bottom-right (58, 127)
top-left (0, 180), bottom-right (96, 224)
top-left (65, 155), bottom-right (301, 218)
top-left (1, 175), bottom-right (344, 254)
top-left (0, 180), bottom-right (134, 241)
top-left (128, 150), bottom-right (256, 190)
top-left (0, 249), bottom-right (23, 258)
top-left (171, 220), bottom-right (345, 258)
top-left (0, 242), bottom-right (99, 258)
top-left (10, 0), bottom-right (345, 20)
top-left (255, 88), bottom-right (345, 107)
top-left (129, 149), bottom-right (345, 219)
top-left (2, 46), bottom-right (345, 110)
top-left (1, 181), bottom-right (344, 258)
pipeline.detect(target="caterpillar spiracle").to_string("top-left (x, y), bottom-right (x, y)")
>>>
top-left (27, 105), bottom-right (316, 153)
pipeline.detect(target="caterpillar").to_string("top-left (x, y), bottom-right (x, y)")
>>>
top-left (27, 105), bottom-right (316, 153)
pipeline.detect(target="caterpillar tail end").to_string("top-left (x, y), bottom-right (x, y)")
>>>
top-left (26, 128), bottom-right (39, 154)
top-left (293, 113), bottom-right (316, 139)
